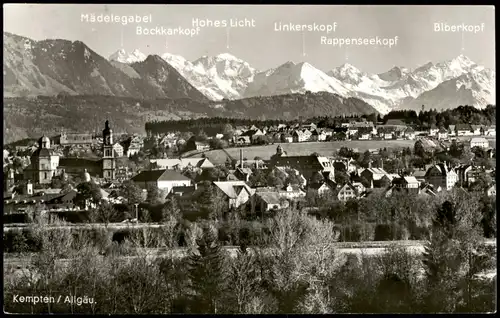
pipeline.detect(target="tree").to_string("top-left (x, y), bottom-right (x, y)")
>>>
top-left (227, 245), bottom-right (261, 313)
top-left (119, 180), bottom-right (144, 206)
top-left (146, 184), bottom-right (162, 205)
top-left (310, 172), bottom-right (324, 184)
top-left (76, 182), bottom-right (102, 207)
top-left (421, 195), bottom-right (488, 312)
top-left (248, 169), bottom-right (268, 187)
top-left (187, 225), bottom-right (228, 313)
top-left (162, 197), bottom-right (181, 223)
top-left (414, 140), bottom-right (427, 159)
top-left (334, 171), bottom-right (350, 185)
top-left (469, 173), bottom-right (492, 193)
top-left (96, 202), bottom-right (120, 226)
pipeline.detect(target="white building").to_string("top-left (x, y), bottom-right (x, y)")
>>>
top-left (470, 137), bottom-right (490, 149)
top-left (131, 169), bottom-right (192, 194)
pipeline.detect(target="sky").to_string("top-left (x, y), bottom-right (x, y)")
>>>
top-left (3, 4), bottom-right (495, 74)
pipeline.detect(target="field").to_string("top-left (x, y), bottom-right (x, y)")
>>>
top-left (187, 140), bottom-right (417, 164)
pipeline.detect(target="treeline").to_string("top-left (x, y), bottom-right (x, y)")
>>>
top-left (145, 114), bottom-right (380, 136)
top-left (145, 105), bottom-right (495, 136)
top-left (382, 105), bottom-right (496, 128)
top-left (3, 198), bottom-right (496, 314)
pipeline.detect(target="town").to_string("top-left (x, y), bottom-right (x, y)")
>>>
top-left (4, 109), bottom-right (496, 226)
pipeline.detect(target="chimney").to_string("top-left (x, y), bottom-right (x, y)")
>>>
top-left (194, 183), bottom-right (197, 190)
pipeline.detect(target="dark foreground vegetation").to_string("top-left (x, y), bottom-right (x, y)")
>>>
top-left (4, 192), bottom-right (496, 314)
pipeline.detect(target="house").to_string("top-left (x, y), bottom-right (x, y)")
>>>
top-left (112, 143), bottom-right (124, 157)
top-left (121, 136), bottom-right (143, 157)
top-left (336, 183), bottom-right (359, 202)
top-left (351, 182), bottom-right (366, 195)
top-left (448, 125), bottom-right (456, 137)
top-left (167, 185), bottom-right (198, 198)
top-left (425, 163), bottom-right (458, 191)
top-left (56, 132), bottom-right (94, 146)
top-left (131, 169), bottom-right (192, 194)
top-left (234, 136), bottom-right (251, 145)
top-left (212, 181), bottom-right (255, 209)
top-left (429, 125), bottom-right (439, 137)
top-left (456, 124), bottom-right (473, 136)
top-left (486, 184), bottom-right (496, 197)
top-left (471, 125), bottom-right (482, 136)
top-left (150, 158), bottom-right (214, 170)
top-left (253, 192), bottom-right (288, 212)
top-left (234, 167), bottom-right (253, 182)
top-left (404, 127), bottom-right (416, 140)
top-left (391, 176), bottom-right (420, 194)
top-left (359, 131), bottom-right (371, 140)
top-left (310, 129), bottom-right (327, 142)
top-left (437, 128), bottom-right (448, 140)
top-left (280, 133), bottom-right (293, 143)
top-left (470, 137), bottom-right (489, 149)
top-left (278, 184), bottom-right (306, 200)
top-left (158, 135), bottom-right (178, 148)
top-left (308, 182), bottom-right (332, 196)
top-left (292, 130), bottom-right (309, 143)
top-left (271, 154), bottom-right (334, 182)
top-left (484, 125), bottom-right (496, 136)
top-left (360, 167), bottom-right (389, 188)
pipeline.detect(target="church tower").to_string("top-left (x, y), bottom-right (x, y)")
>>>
top-left (102, 120), bottom-right (116, 180)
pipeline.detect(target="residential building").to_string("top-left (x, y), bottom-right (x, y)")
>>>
top-left (212, 181), bottom-right (255, 209)
top-left (280, 133), bottom-right (293, 143)
top-left (55, 132), bottom-right (94, 146)
top-left (234, 136), bottom-right (251, 145)
top-left (131, 169), bottom-right (192, 194)
top-left (184, 137), bottom-right (210, 152)
top-left (404, 127), bottom-right (416, 140)
top-left (437, 128), bottom-right (448, 140)
top-left (425, 163), bottom-right (458, 191)
top-left (360, 167), bottom-right (389, 188)
top-left (253, 192), bottom-right (288, 212)
top-left (292, 130), bottom-right (309, 143)
top-left (112, 142), bottom-right (124, 157)
top-left (448, 125), bottom-right (456, 137)
top-left (456, 124), bottom-right (473, 136)
top-left (470, 137), bottom-right (489, 149)
top-left (429, 125), bottom-right (439, 137)
top-left (271, 151), bottom-right (334, 182)
top-left (277, 184), bottom-right (306, 200)
top-left (391, 176), bottom-right (420, 194)
top-left (484, 125), bottom-right (496, 136)
top-left (308, 182), bottom-right (332, 196)
top-left (150, 158), bottom-right (214, 170)
top-left (336, 183), bottom-right (359, 202)
top-left (471, 125), bottom-right (482, 136)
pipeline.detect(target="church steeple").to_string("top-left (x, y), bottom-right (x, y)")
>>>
top-left (103, 120), bottom-right (113, 145)
top-left (102, 120), bottom-right (116, 180)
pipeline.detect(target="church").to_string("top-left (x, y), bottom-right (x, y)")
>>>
top-left (24, 120), bottom-right (117, 184)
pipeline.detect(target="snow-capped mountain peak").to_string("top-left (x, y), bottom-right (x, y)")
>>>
top-left (328, 63), bottom-right (365, 84)
top-left (109, 49), bottom-right (147, 64)
top-left (244, 60), bottom-right (349, 99)
top-left (215, 52), bottom-right (240, 61)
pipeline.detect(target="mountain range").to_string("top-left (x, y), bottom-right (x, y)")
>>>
top-left (3, 31), bottom-right (495, 120)
top-left (3, 32), bottom-right (377, 143)
top-left (109, 49), bottom-right (495, 114)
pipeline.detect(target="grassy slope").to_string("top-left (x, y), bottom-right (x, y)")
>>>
top-left (186, 140), bottom-right (417, 164)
